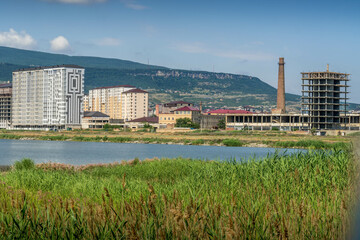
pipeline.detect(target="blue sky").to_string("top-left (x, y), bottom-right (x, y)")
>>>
top-left (1, 0), bottom-right (360, 102)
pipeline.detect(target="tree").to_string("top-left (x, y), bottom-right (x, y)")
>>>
top-left (175, 118), bottom-right (199, 129)
top-left (217, 119), bottom-right (226, 130)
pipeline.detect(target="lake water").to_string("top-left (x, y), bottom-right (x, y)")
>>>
top-left (0, 139), bottom-right (305, 166)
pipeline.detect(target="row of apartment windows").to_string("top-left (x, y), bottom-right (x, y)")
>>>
top-left (160, 117), bottom-right (175, 121)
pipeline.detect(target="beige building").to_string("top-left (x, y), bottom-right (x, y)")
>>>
top-left (159, 106), bottom-right (201, 127)
top-left (87, 85), bottom-right (148, 121)
top-left (81, 111), bottom-right (110, 129)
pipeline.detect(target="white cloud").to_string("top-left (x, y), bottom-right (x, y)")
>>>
top-left (173, 42), bottom-right (273, 61)
top-left (42, 0), bottom-right (107, 4)
top-left (50, 36), bottom-right (71, 52)
top-left (0, 29), bottom-right (36, 50)
top-left (96, 38), bottom-right (121, 46)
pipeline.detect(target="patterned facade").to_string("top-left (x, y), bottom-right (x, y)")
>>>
top-left (88, 86), bottom-right (148, 121)
top-left (12, 65), bottom-right (84, 129)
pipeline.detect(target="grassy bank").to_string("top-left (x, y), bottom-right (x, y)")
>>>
top-left (0, 130), bottom-right (350, 149)
top-left (0, 147), bottom-right (357, 238)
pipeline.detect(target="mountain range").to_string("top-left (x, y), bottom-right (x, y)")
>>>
top-left (0, 46), bottom-right (357, 111)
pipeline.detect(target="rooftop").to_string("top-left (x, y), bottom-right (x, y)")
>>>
top-left (14, 64), bottom-right (84, 72)
top-left (0, 83), bottom-right (12, 88)
top-left (123, 88), bottom-right (148, 94)
top-left (83, 111), bottom-right (110, 118)
top-left (206, 109), bottom-right (253, 114)
top-left (174, 106), bottom-right (200, 112)
top-left (128, 116), bottom-right (158, 123)
top-left (93, 85), bottom-right (135, 90)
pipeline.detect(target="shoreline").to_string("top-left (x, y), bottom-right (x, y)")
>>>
top-left (0, 130), bottom-right (350, 150)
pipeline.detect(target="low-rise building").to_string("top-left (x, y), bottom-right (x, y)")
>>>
top-left (126, 116), bottom-right (160, 130)
top-left (159, 106), bottom-right (201, 127)
top-left (81, 111), bottom-right (110, 129)
top-left (156, 101), bottom-right (193, 115)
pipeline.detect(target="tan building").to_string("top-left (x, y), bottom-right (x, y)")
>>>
top-left (81, 111), bottom-right (110, 129)
top-left (88, 85), bottom-right (148, 121)
top-left (83, 95), bottom-right (89, 112)
top-left (159, 106), bottom-right (201, 127)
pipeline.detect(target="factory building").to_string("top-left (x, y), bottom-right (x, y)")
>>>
top-left (12, 65), bottom-right (84, 129)
top-left (225, 59), bottom-right (359, 133)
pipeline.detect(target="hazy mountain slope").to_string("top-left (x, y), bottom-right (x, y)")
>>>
top-left (0, 46), bottom-right (165, 70)
top-left (0, 46), bottom-right (357, 110)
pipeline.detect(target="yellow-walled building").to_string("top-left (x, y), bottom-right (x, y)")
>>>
top-left (87, 85), bottom-right (148, 121)
top-left (159, 106), bottom-right (201, 127)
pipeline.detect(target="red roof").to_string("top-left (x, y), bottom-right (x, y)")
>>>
top-left (93, 85), bottom-right (135, 90)
top-left (166, 100), bottom-right (192, 105)
top-left (123, 88), bottom-right (148, 94)
top-left (174, 106), bottom-right (200, 112)
top-left (206, 109), bottom-right (253, 114)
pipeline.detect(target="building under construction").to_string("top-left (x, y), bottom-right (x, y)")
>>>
top-left (225, 59), bottom-right (360, 132)
top-left (301, 65), bottom-right (349, 130)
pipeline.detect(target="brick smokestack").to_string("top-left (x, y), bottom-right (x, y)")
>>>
top-left (155, 104), bottom-right (160, 116)
top-left (276, 57), bottom-right (285, 113)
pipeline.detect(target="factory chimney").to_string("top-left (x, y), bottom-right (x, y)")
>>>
top-left (272, 57), bottom-right (286, 114)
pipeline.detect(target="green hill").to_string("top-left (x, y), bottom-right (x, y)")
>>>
top-left (0, 46), bottom-right (165, 70)
top-left (0, 46), bottom-right (357, 110)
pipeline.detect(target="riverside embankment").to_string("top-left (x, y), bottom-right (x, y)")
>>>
top-left (0, 129), bottom-right (351, 149)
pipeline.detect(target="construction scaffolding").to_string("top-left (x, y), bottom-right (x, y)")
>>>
top-left (301, 65), bottom-right (349, 130)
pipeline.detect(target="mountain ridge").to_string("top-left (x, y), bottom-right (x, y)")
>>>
top-left (0, 46), bottom-right (358, 110)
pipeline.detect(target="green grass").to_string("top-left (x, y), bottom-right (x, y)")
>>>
top-left (274, 140), bottom-right (349, 149)
top-left (0, 147), bottom-right (356, 239)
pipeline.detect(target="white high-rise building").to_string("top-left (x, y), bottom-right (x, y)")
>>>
top-left (12, 65), bottom-right (84, 129)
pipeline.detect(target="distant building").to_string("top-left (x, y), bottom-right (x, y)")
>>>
top-left (159, 106), bottom-right (201, 127)
top-left (126, 116), bottom-right (160, 130)
top-left (156, 101), bottom-right (193, 115)
top-left (122, 88), bottom-right (149, 121)
top-left (200, 115), bottom-right (225, 129)
top-left (12, 65), bottom-right (84, 129)
top-left (83, 95), bottom-right (89, 112)
top-left (88, 85), bottom-right (148, 121)
top-left (205, 109), bottom-right (253, 115)
top-left (301, 65), bottom-right (349, 130)
top-left (0, 83), bottom-right (12, 129)
top-left (82, 111), bottom-right (110, 129)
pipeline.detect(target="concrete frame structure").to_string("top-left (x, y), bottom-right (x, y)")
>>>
top-left (0, 83), bottom-right (12, 129)
top-left (301, 66), bottom-right (349, 130)
top-left (12, 65), bottom-right (84, 129)
top-left (226, 113), bottom-right (360, 131)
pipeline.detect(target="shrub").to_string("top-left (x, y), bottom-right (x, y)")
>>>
top-left (191, 139), bottom-right (205, 145)
top-left (13, 158), bottom-right (35, 171)
top-left (222, 139), bottom-right (243, 147)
